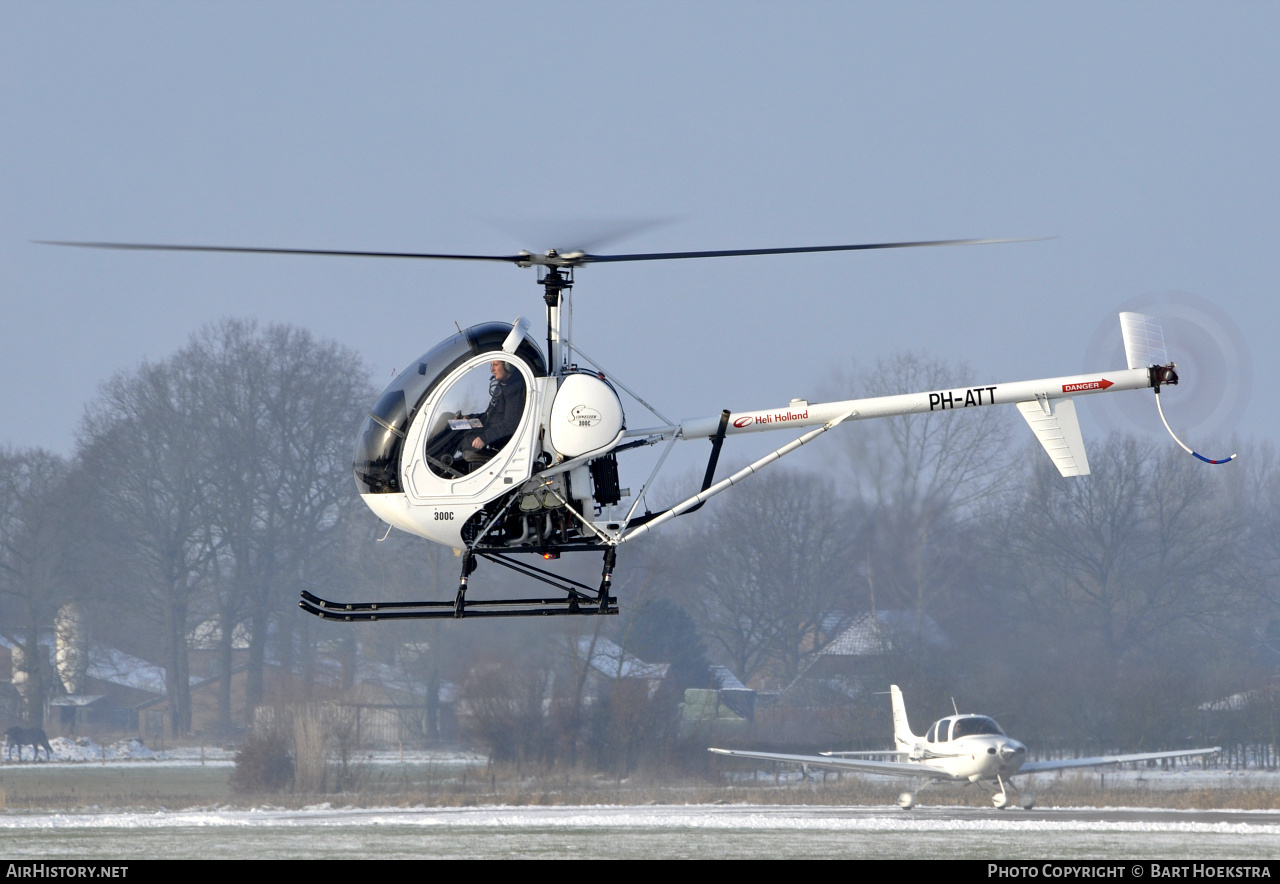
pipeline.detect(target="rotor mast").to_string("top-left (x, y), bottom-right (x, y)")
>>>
top-left (537, 256), bottom-right (572, 377)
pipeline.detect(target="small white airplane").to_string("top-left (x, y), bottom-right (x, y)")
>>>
top-left (709, 685), bottom-right (1220, 809)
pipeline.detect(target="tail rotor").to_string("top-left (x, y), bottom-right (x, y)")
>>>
top-left (1086, 292), bottom-right (1249, 461)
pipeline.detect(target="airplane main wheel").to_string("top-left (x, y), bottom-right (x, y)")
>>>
top-left (992, 793), bottom-right (1010, 809)
top-left (1019, 793), bottom-right (1036, 810)
top-left (897, 792), bottom-right (916, 810)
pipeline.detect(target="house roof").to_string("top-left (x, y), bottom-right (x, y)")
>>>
top-left (0, 637), bottom-right (167, 696)
top-left (820, 610), bottom-right (948, 657)
top-left (86, 645), bottom-right (168, 695)
top-left (48, 694), bottom-right (105, 707)
top-left (1199, 683), bottom-right (1280, 712)
top-left (577, 636), bottom-right (669, 680)
top-left (711, 665), bottom-right (748, 691)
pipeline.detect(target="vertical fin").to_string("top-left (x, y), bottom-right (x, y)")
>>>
top-left (890, 684), bottom-right (917, 749)
top-left (1119, 312), bottom-right (1167, 369)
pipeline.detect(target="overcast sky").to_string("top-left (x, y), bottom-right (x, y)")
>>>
top-left (2, 0), bottom-right (1274, 481)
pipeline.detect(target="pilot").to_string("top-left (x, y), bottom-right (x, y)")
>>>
top-left (460, 360), bottom-right (526, 466)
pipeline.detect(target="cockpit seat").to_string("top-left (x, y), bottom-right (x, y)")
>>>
top-left (459, 433), bottom-right (514, 469)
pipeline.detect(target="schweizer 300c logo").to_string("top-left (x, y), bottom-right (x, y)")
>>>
top-left (569, 405), bottom-right (603, 428)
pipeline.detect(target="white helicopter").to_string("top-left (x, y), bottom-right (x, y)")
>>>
top-left (45, 236), bottom-right (1235, 619)
top-left (710, 685), bottom-right (1221, 810)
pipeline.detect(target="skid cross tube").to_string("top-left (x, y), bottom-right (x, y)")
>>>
top-left (479, 552), bottom-right (598, 600)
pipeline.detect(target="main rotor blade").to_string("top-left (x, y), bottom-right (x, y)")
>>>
top-left (35, 241), bottom-right (526, 264)
top-left (37, 235), bottom-right (1045, 268)
top-left (582, 237), bottom-right (1043, 263)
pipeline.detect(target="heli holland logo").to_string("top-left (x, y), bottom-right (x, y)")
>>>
top-left (569, 405), bottom-right (602, 428)
top-left (732, 410), bottom-right (808, 428)
top-left (1062, 379), bottom-right (1114, 393)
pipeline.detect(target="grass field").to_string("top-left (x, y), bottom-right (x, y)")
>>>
top-left (0, 755), bottom-right (1276, 812)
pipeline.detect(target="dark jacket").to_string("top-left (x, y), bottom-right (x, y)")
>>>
top-left (474, 372), bottom-right (526, 447)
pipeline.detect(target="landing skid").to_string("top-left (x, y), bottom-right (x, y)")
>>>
top-left (299, 550), bottom-right (619, 621)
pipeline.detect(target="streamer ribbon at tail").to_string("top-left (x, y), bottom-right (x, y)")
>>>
top-left (1154, 387), bottom-right (1237, 465)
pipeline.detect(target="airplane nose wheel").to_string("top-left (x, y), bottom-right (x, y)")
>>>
top-left (992, 774), bottom-right (1011, 809)
top-left (897, 792), bottom-right (916, 810)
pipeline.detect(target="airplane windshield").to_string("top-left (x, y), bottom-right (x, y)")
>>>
top-left (951, 716), bottom-right (1004, 738)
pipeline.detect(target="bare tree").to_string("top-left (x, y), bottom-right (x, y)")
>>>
top-left (0, 448), bottom-right (81, 724)
top-left (835, 353), bottom-right (1012, 630)
top-left (78, 320), bottom-right (370, 736)
top-left (983, 435), bottom-right (1251, 747)
top-left (79, 362), bottom-right (216, 734)
top-left (669, 470), bottom-right (863, 688)
top-left (183, 319), bottom-right (372, 726)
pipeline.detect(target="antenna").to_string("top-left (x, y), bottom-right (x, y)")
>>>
top-left (951, 697), bottom-right (959, 716)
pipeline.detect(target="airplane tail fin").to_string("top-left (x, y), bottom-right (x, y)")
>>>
top-left (890, 685), bottom-right (917, 749)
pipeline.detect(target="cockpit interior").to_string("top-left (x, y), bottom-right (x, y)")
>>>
top-left (353, 321), bottom-right (547, 495)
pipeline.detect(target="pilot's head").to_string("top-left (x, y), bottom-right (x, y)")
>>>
top-left (490, 359), bottom-right (514, 380)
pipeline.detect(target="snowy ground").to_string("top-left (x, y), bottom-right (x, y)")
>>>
top-left (0, 804), bottom-right (1277, 859)
top-left (2, 745), bottom-right (1277, 857)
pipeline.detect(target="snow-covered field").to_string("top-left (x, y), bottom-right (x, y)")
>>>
top-left (0, 804), bottom-right (1277, 859)
top-left (2, 745), bottom-right (1278, 857)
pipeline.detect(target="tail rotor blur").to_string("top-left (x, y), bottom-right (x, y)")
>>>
top-left (1084, 292), bottom-right (1251, 445)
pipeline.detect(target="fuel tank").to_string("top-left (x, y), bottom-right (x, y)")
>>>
top-left (549, 373), bottom-right (625, 458)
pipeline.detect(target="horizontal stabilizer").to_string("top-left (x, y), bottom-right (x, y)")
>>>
top-left (1119, 312), bottom-right (1167, 370)
top-left (1017, 398), bottom-right (1090, 476)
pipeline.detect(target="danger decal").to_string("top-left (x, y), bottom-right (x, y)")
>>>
top-left (1062, 379), bottom-right (1114, 393)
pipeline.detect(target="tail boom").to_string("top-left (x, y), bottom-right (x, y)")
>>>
top-left (678, 368), bottom-right (1152, 440)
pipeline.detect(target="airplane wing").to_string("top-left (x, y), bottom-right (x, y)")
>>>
top-left (1017, 746), bottom-right (1220, 774)
top-left (708, 747), bottom-right (931, 778)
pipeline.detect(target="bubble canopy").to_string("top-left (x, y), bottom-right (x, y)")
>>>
top-left (353, 322), bottom-right (547, 494)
